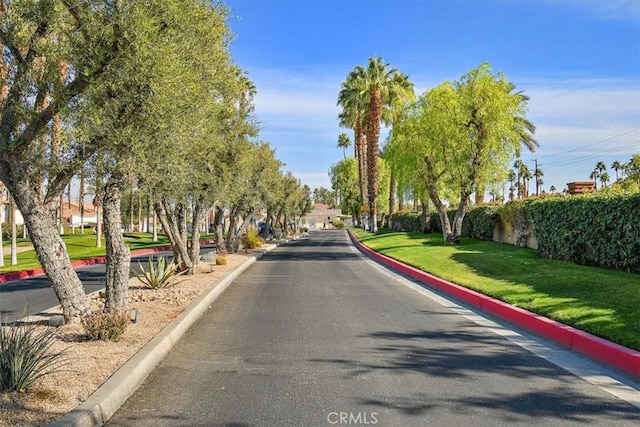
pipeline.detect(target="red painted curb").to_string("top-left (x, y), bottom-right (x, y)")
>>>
top-left (348, 231), bottom-right (640, 381)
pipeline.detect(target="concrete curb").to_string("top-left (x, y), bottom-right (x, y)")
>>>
top-left (46, 240), bottom-right (291, 427)
top-left (348, 230), bottom-right (640, 381)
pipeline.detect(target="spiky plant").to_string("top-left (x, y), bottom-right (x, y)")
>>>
top-left (0, 320), bottom-right (68, 393)
top-left (133, 255), bottom-right (185, 289)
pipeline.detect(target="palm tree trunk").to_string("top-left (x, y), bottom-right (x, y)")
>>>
top-left (366, 89), bottom-right (382, 233)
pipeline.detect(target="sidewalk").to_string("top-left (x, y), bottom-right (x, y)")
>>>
top-left (2, 244), bottom-right (34, 256)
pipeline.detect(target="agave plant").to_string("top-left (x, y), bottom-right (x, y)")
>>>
top-left (133, 255), bottom-right (185, 289)
top-left (0, 320), bottom-right (68, 393)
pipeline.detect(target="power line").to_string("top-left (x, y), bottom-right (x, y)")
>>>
top-left (536, 127), bottom-right (640, 161)
top-left (543, 140), bottom-right (640, 169)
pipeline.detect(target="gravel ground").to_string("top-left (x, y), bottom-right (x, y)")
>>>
top-left (0, 253), bottom-right (249, 427)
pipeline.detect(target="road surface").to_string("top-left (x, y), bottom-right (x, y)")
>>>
top-left (107, 231), bottom-right (639, 426)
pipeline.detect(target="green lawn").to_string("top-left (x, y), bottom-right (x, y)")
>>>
top-left (351, 228), bottom-right (640, 351)
top-left (0, 232), bottom-right (175, 274)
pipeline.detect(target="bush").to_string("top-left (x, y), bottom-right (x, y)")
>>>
top-left (0, 320), bottom-right (68, 393)
top-left (215, 255), bottom-right (227, 265)
top-left (462, 205), bottom-right (499, 241)
top-left (133, 255), bottom-right (184, 289)
top-left (81, 311), bottom-right (129, 341)
top-left (242, 227), bottom-right (261, 249)
top-left (389, 212), bottom-right (422, 232)
top-left (333, 219), bottom-right (345, 229)
top-left (527, 193), bottom-right (640, 272)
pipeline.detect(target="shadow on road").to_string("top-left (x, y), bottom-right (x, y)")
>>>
top-left (310, 324), bottom-right (640, 423)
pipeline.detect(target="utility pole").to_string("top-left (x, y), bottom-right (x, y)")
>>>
top-left (531, 159), bottom-right (543, 196)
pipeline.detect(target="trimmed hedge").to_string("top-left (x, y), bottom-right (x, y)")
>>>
top-left (389, 211), bottom-right (422, 232)
top-left (461, 205), bottom-right (499, 241)
top-left (389, 193), bottom-right (640, 272)
top-left (527, 194), bottom-right (640, 272)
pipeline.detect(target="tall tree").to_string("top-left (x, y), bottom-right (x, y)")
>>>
top-left (0, 0), bottom-right (128, 321)
top-left (337, 67), bottom-right (368, 225)
top-left (611, 160), bottom-right (623, 181)
top-left (360, 57), bottom-right (413, 233)
top-left (337, 133), bottom-right (351, 160)
top-left (394, 63), bottom-right (534, 243)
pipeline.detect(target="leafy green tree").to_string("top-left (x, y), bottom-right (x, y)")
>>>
top-left (329, 158), bottom-right (360, 224)
top-left (312, 187), bottom-right (336, 207)
top-left (394, 63), bottom-right (534, 243)
top-left (0, 0), bottom-right (132, 320)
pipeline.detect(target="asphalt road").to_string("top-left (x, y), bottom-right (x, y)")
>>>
top-left (0, 245), bottom-right (217, 323)
top-left (107, 230), bottom-right (639, 427)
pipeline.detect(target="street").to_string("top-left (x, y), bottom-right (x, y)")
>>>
top-left (0, 246), bottom-right (217, 323)
top-left (106, 231), bottom-right (639, 426)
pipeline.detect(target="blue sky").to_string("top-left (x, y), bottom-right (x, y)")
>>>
top-left (225, 0), bottom-right (640, 194)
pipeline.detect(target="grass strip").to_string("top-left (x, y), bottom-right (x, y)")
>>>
top-left (0, 232), bottom-right (188, 274)
top-left (352, 228), bottom-right (640, 351)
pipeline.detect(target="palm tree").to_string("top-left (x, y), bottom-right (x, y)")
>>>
top-left (337, 67), bottom-right (369, 224)
top-left (589, 170), bottom-right (600, 189)
top-left (513, 159), bottom-right (524, 198)
top-left (611, 160), bottom-right (623, 181)
top-left (534, 167), bottom-right (544, 196)
top-left (507, 170), bottom-right (517, 201)
top-left (337, 133), bottom-right (351, 160)
top-left (522, 167), bottom-right (533, 198)
top-left (549, 185), bottom-right (557, 194)
top-left (600, 172), bottom-right (610, 188)
top-left (361, 57), bottom-right (413, 233)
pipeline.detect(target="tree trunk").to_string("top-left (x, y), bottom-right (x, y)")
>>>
top-left (449, 193), bottom-right (472, 244)
top-left (10, 197), bottom-right (17, 266)
top-left (154, 199), bottom-right (192, 272)
top-left (95, 204), bottom-right (102, 248)
top-left (419, 197), bottom-right (430, 233)
top-left (388, 169), bottom-right (396, 228)
top-left (187, 198), bottom-right (208, 275)
top-left (213, 206), bottom-right (225, 252)
top-left (129, 190), bottom-right (134, 232)
top-left (79, 162), bottom-right (85, 234)
top-left (226, 205), bottom-right (241, 253)
top-left (354, 120), bottom-right (367, 227)
top-left (152, 207), bottom-right (158, 241)
top-left (102, 176), bottom-right (131, 314)
top-left (366, 89), bottom-right (381, 233)
top-left (8, 180), bottom-right (90, 321)
top-left (137, 191), bottom-right (142, 232)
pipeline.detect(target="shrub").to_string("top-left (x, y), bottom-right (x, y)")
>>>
top-left (0, 320), bottom-right (68, 393)
top-left (215, 255), bottom-right (227, 265)
top-left (133, 255), bottom-right (184, 289)
top-left (462, 205), bottom-right (499, 241)
top-left (242, 227), bottom-right (261, 249)
top-left (333, 219), bottom-right (345, 229)
top-left (81, 311), bottom-right (129, 341)
top-left (389, 212), bottom-right (422, 232)
top-left (527, 193), bottom-right (640, 272)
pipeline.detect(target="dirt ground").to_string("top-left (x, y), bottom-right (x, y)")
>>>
top-left (0, 253), bottom-right (250, 427)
